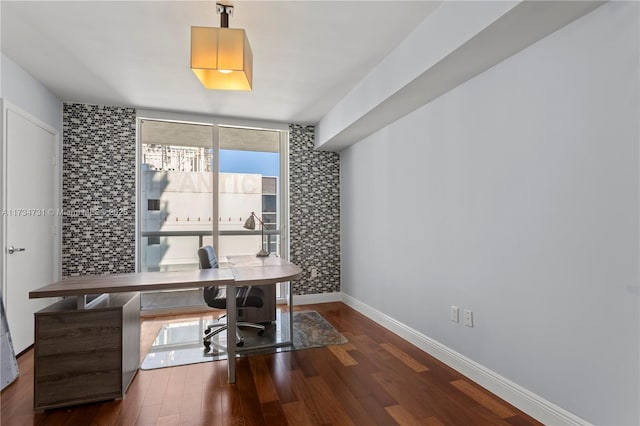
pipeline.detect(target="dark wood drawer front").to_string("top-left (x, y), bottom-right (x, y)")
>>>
top-left (36, 350), bottom-right (120, 376)
top-left (35, 366), bottom-right (121, 408)
top-left (33, 293), bottom-right (140, 410)
top-left (36, 310), bottom-right (121, 356)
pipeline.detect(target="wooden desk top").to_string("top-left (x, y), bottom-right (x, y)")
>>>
top-left (29, 255), bottom-right (302, 299)
top-left (227, 255), bottom-right (303, 285)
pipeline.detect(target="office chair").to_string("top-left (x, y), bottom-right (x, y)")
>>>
top-left (198, 246), bottom-right (265, 349)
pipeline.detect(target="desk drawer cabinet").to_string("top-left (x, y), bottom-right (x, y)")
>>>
top-left (237, 284), bottom-right (276, 324)
top-left (34, 292), bottom-right (140, 410)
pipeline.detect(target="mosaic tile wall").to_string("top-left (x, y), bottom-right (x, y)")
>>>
top-left (62, 103), bottom-right (136, 276)
top-left (289, 124), bottom-right (341, 294)
top-left (60, 110), bottom-right (339, 291)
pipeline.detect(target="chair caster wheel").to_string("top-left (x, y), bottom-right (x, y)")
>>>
top-left (258, 329), bottom-right (265, 336)
top-left (237, 341), bottom-right (244, 347)
top-left (203, 339), bottom-right (211, 349)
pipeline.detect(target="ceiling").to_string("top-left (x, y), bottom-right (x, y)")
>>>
top-left (141, 119), bottom-right (281, 152)
top-left (1, 1), bottom-right (440, 125)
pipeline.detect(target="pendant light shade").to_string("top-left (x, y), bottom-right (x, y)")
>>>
top-left (190, 5), bottom-right (253, 91)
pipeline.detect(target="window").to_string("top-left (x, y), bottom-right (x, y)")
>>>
top-left (218, 126), bottom-right (282, 259)
top-left (139, 120), bottom-right (214, 275)
top-left (137, 118), bottom-right (289, 311)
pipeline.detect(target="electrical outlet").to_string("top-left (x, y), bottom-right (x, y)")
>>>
top-left (310, 267), bottom-right (318, 279)
top-left (450, 305), bottom-right (459, 323)
top-left (464, 310), bottom-right (473, 327)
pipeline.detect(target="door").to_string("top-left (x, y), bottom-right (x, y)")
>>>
top-left (2, 105), bottom-right (59, 354)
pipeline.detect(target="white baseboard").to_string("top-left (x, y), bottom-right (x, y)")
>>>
top-left (340, 293), bottom-right (590, 426)
top-left (293, 292), bottom-right (343, 305)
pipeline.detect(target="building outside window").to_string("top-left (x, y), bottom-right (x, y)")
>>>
top-left (138, 119), bottom-right (286, 312)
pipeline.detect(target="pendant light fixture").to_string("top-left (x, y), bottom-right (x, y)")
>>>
top-left (191, 3), bottom-right (253, 91)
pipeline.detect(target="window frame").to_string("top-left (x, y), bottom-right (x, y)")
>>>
top-left (135, 111), bottom-right (290, 308)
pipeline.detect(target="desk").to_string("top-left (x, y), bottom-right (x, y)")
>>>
top-left (225, 255), bottom-right (300, 380)
top-left (29, 255), bottom-right (301, 408)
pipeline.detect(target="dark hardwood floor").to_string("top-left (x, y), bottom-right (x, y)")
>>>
top-left (1, 302), bottom-right (542, 425)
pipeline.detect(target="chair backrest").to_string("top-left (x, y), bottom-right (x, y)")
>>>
top-left (199, 246), bottom-right (222, 308)
top-left (198, 246), bottom-right (218, 269)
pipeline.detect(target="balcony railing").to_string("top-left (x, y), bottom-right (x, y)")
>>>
top-left (139, 229), bottom-right (283, 311)
top-left (141, 229), bottom-right (280, 250)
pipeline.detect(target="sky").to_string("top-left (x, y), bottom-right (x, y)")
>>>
top-left (219, 149), bottom-right (279, 177)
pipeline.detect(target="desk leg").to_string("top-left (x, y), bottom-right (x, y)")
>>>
top-left (289, 282), bottom-right (294, 344)
top-left (226, 286), bottom-right (236, 383)
top-left (76, 295), bottom-right (86, 309)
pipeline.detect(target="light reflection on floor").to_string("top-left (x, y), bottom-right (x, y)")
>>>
top-left (141, 309), bottom-right (292, 369)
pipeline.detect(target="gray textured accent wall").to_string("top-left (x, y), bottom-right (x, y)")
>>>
top-left (62, 103), bottom-right (136, 276)
top-left (289, 124), bottom-right (340, 294)
top-left (60, 110), bottom-right (339, 292)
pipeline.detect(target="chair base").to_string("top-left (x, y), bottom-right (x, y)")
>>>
top-left (203, 319), bottom-right (266, 349)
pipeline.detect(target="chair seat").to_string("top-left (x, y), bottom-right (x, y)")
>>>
top-left (198, 245), bottom-right (266, 349)
top-left (203, 286), bottom-right (264, 310)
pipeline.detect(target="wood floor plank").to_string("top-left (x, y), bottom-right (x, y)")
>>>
top-left (135, 402), bottom-right (162, 425)
top-left (307, 375), bottom-right (357, 425)
top-left (179, 364), bottom-right (205, 425)
top-left (178, 390), bottom-right (203, 426)
top-left (184, 362), bottom-right (206, 389)
top-left (293, 347), bottom-right (319, 378)
top-left (372, 367), bottom-right (510, 426)
top-left (350, 333), bottom-right (397, 366)
top-left (159, 366), bottom-right (188, 418)
top-left (327, 343), bottom-right (358, 366)
top-left (260, 400), bottom-right (289, 425)
top-left (331, 350), bottom-right (398, 407)
top-left (424, 415), bottom-right (447, 426)
top-left (116, 370), bottom-right (151, 425)
top-left (143, 367), bottom-right (173, 407)
top-left (156, 413), bottom-right (179, 425)
top-left (200, 365), bottom-right (224, 426)
top-left (350, 333), bottom-right (434, 388)
top-left (288, 369), bottom-right (330, 424)
top-left (308, 345), bottom-right (390, 426)
top-left (380, 342), bottom-right (430, 373)
top-left (220, 378), bottom-right (243, 423)
top-left (385, 404), bottom-right (423, 426)
top-left (281, 401), bottom-right (315, 426)
top-left (451, 379), bottom-right (517, 418)
top-left (341, 341), bottom-right (357, 351)
top-left (354, 394), bottom-right (400, 426)
top-left (91, 399), bottom-right (124, 426)
top-left (248, 356), bottom-right (279, 404)
top-left (0, 302), bottom-right (542, 426)
top-left (371, 370), bottom-right (437, 420)
top-left (267, 353), bottom-right (298, 404)
top-left (235, 357), bottom-right (266, 424)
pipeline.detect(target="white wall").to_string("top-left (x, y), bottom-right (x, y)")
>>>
top-left (340, 2), bottom-right (639, 425)
top-left (0, 53), bottom-right (62, 132)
